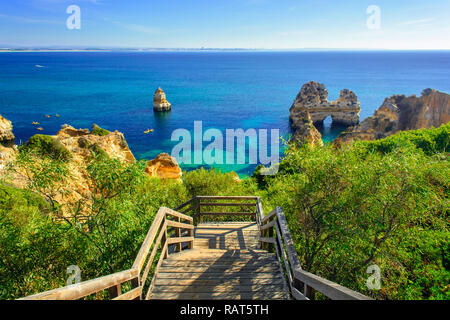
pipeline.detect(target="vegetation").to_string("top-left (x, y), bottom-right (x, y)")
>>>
top-left (0, 124), bottom-right (448, 300)
top-left (20, 134), bottom-right (71, 161)
top-left (90, 124), bottom-right (110, 137)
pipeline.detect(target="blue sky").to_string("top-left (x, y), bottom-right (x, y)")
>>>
top-left (0, 0), bottom-right (449, 49)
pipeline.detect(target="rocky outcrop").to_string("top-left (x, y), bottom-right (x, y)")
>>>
top-left (145, 153), bottom-right (182, 180)
top-left (56, 124), bottom-right (135, 164)
top-left (153, 87), bottom-right (172, 112)
top-left (336, 89), bottom-right (450, 144)
top-left (0, 124), bottom-right (136, 215)
top-left (0, 114), bottom-right (15, 145)
top-left (290, 110), bottom-right (324, 147)
top-left (0, 115), bottom-right (17, 170)
top-left (289, 81), bottom-right (360, 145)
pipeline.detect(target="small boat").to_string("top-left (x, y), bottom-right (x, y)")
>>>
top-left (32, 121), bottom-right (40, 125)
top-left (37, 127), bottom-right (44, 131)
top-left (45, 115), bottom-right (51, 118)
top-left (144, 129), bottom-right (154, 134)
top-left (35, 65), bottom-right (45, 68)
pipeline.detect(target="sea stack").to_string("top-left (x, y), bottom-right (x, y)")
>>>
top-left (289, 81), bottom-right (361, 145)
top-left (153, 87), bottom-right (172, 112)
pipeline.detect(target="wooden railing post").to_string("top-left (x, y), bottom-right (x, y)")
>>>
top-left (197, 197), bottom-right (202, 224)
top-left (176, 217), bottom-right (182, 252)
top-left (162, 215), bottom-right (168, 259)
top-left (108, 284), bottom-right (121, 299)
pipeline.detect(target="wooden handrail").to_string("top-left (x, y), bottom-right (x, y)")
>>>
top-left (21, 196), bottom-right (371, 300)
top-left (257, 205), bottom-right (371, 300)
top-left (20, 269), bottom-right (139, 300)
top-left (22, 206), bottom-right (194, 300)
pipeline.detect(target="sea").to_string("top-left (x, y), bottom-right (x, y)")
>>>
top-left (1, 51), bottom-right (449, 176)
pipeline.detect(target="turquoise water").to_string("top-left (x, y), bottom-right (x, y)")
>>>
top-left (1, 51), bottom-right (449, 176)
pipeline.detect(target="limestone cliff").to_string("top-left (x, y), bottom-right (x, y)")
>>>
top-left (0, 124), bottom-right (136, 214)
top-left (0, 115), bottom-right (17, 170)
top-left (336, 89), bottom-right (450, 144)
top-left (289, 81), bottom-right (361, 145)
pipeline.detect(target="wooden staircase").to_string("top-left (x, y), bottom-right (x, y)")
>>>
top-left (150, 222), bottom-right (289, 299)
top-left (21, 196), bottom-right (370, 301)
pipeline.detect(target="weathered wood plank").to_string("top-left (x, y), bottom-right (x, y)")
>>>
top-left (155, 278), bottom-right (285, 286)
top-left (113, 287), bottom-right (142, 301)
top-left (196, 196), bottom-right (258, 200)
top-left (155, 272), bottom-right (283, 280)
top-left (158, 265), bottom-right (280, 273)
top-left (166, 220), bottom-right (194, 230)
top-left (198, 212), bottom-right (256, 216)
top-left (294, 270), bottom-right (372, 300)
top-left (260, 237), bottom-right (276, 244)
top-left (164, 207), bottom-right (193, 222)
top-left (20, 269), bottom-right (139, 300)
top-left (150, 291), bottom-right (287, 300)
top-left (260, 220), bottom-right (276, 231)
top-left (140, 220), bottom-right (167, 286)
top-left (132, 207), bottom-right (166, 271)
top-left (199, 202), bottom-right (257, 207)
top-left (153, 285), bottom-right (286, 293)
top-left (167, 236), bottom-right (194, 245)
top-left (261, 208), bottom-right (277, 224)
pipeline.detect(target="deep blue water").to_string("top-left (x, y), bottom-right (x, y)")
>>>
top-left (1, 51), bottom-right (449, 176)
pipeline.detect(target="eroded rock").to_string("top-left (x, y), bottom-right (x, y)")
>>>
top-left (289, 81), bottom-right (360, 145)
top-left (336, 89), bottom-right (450, 144)
top-left (153, 87), bottom-right (172, 112)
top-left (145, 153), bottom-right (182, 180)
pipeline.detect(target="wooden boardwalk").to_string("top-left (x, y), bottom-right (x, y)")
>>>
top-left (150, 222), bottom-right (289, 300)
top-left (21, 196), bottom-right (371, 301)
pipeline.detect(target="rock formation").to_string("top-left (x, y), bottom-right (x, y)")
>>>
top-left (145, 153), bottom-right (182, 180)
top-left (0, 114), bottom-right (15, 145)
top-left (0, 123), bottom-right (136, 215)
top-left (289, 81), bottom-right (361, 145)
top-left (0, 115), bottom-right (17, 170)
top-left (336, 89), bottom-right (450, 144)
top-left (56, 124), bottom-right (135, 164)
top-left (153, 87), bottom-right (172, 112)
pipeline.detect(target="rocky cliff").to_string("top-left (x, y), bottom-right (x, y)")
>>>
top-left (336, 89), bottom-right (450, 144)
top-left (0, 115), bottom-right (17, 170)
top-left (289, 81), bottom-right (361, 145)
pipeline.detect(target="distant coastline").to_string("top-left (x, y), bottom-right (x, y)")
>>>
top-left (1, 48), bottom-right (450, 53)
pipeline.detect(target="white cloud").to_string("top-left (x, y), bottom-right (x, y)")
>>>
top-left (397, 18), bottom-right (436, 26)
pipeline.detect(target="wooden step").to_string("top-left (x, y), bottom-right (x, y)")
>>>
top-left (155, 272), bottom-right (283, 279)
top-left (150, 291), bottom-right (288, 300)
top-left (159, 265), bottom-right (280, 273)
top-left (162, 260), bottom-right (278, 267)
top-left (152, 284), bottom-right (285, 293)
top-left (154, 278), bottom-right (285, 286)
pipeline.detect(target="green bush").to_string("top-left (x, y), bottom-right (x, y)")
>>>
top-left (261, 127), bottom-right (449, 300)
top-left (20, 135), bottom-right (71, 161)
top-left (91, 124), bottom-right (110, 136)
top-left (355, 123), bottom-right (450, 156)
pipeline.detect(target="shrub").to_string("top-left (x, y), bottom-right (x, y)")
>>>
top-left (20, 135), bottom-right (71, 161)
top-left (91, 124), bottom-right (110, 136)
top-left (262, 128), bottom-right (449, 300)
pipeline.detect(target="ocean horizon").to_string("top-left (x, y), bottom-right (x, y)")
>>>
top-left (1, 50), bottom-right (450, 176)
